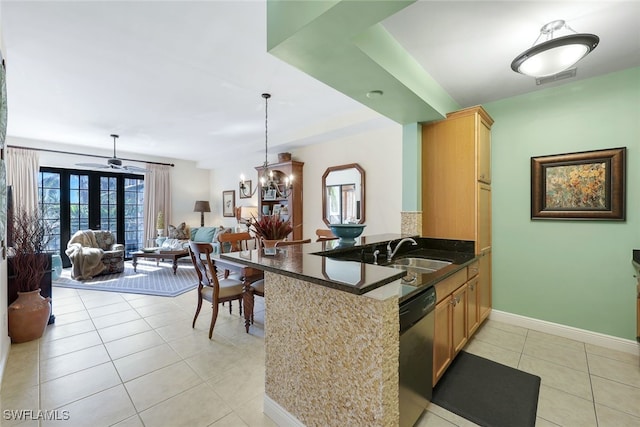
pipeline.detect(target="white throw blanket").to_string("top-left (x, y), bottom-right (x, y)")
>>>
top-left (65, 230), bottom-right (106, 280)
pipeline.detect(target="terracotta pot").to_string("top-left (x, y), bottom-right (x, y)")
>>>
top-left (8, 289), bottom-right (51, 343)
top-left (262, 239), bottom-right (282, 255)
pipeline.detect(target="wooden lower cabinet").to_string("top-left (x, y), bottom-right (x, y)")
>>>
top-left (451, 283), bottom-right (468, 354)
top-left (433, 282), bottom-right (469, 386)
top-left (433, 263), bottom-right (487, 386)
top-left (433, 297), bottom-right (453, 385)
top-left (467, 276), bottom-right (480, 336)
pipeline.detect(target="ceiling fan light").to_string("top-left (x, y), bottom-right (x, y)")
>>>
top-left (511, 33), bottom-right (599, 78)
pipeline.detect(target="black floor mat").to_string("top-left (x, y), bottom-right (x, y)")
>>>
top-left (432, 351), bottom-right (541, 427)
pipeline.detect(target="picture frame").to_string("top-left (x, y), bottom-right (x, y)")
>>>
top-left (531, 147), bottom-right (626, 220)
top-left (239, 179), bottom-right (252, 199)
top-left (264, 189), bottom-right (277, 201)
top-left (222, 190), bottom-right (236, 217)
top-left (272, 204), bottom-right (282, 215)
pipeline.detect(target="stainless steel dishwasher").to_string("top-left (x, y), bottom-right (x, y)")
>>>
top-left (399, 286), bottom-right (436, 427)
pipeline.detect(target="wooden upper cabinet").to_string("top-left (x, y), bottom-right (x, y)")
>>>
top-left (478, 119), bottom-right (492, 184)
top-left (445, 106), bottom-right (493, 183)
top-left (422, 105), bottom-right (494, 253)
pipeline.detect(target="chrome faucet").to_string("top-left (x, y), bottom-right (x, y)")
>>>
top-left (387, 238), bottom-right (418, 262)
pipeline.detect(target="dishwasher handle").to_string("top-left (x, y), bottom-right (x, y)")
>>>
top-left (399, 287), bottom-right (436, 333)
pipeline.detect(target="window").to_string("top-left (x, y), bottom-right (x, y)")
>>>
top-left (38, 167), bottom-right (145, 265)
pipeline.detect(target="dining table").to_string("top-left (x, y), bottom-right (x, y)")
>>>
top-left (213, 253), bottom-right (264, 333)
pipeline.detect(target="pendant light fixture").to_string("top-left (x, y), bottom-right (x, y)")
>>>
top-left (239, 93), bottom-right (293, 199)
top-left (511, 20), bottom-right (599, 78)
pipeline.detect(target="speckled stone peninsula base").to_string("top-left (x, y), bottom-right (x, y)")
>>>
top-left (264, 272), bottom-right (400, 426)
top-left (400, 211), bottom-right (422, 236)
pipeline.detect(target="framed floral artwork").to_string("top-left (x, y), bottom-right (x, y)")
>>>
top-left (222, 190), bottom-right (236, 217)
top-left (531, 147), bottom-right (626, 220)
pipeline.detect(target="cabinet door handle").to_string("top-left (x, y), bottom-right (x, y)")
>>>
top-left (449, 298), bottom-right (457, 307)
top-left (469, 283), bottom-right (475, 291)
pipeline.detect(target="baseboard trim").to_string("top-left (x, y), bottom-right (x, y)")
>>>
top-left (0, 335), bottom-right (11, 393)
top-left (264, 394), bottom-right (305, 427)
top-left (490, 310), bottom-right (639, 355)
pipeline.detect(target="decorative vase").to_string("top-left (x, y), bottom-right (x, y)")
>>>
top-left (8, 289), bottom-right (51, 343)
top-left (262, 239), bottom-right (282, 255)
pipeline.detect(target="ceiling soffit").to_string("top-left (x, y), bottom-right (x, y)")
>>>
top-left (266, 0), bottom-right (460, 125)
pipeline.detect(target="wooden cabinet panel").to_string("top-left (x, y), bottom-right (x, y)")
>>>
top-left (479, 250), bottom-right (492, 321)
top-left (451, 284), bottom-right (468, 354)
top-left (467, 276), bottom-right (480, 336)
top-left (422, 117), bottom-right (475, 242)
top-left (478, 119), bottom-right (491, 184)
top-left (433, 298), bottom-right (452, 385)
top-left (478, 183), bottom-right (491, 253)
top-left (434, 268), bottom-right (468, 304)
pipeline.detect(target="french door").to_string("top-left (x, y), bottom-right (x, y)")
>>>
top-left (39, 167), bottom-right (145, 267)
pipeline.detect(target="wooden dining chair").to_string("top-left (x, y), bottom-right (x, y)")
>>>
top-left (218, 232), bottom-right (266, 332)
top-left (188, 241), bottom-right (244, 339)
top-left (218, 231), bottom-right (255, 253)
top-left (315, 228), bottom-right (337, 241)
top-left (275, 238), bottom-right (312, 247)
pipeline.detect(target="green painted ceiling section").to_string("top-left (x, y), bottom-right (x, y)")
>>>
top-left (266, 0), bottom-right (460, 124)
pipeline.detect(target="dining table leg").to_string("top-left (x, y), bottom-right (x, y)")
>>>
top-left (242, 283), bottom-right (254, 333)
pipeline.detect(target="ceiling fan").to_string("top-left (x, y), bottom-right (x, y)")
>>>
top-left (76, 134), bottom-right (149, 173)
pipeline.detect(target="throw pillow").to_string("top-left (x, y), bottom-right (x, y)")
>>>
top-left (193, 227), bottom-right (216, 243)
top-left (213, 226), bottom-right (231, 242)
top-left (168, 222), bottom-right (189, 239)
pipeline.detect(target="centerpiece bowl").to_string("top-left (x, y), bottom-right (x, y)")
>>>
top-left (329, 224), bottom-right (366, 243)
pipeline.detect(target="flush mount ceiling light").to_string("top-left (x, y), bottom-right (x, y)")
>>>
top-left (511, 20), bottom-right (599, 78)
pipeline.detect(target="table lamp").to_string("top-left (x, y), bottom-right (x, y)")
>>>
top-left (193, 200), bottom-right (211, 227)
top-left (238, 206), bottom-right (259, 230)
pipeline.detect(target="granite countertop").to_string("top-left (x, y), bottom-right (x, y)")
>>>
top-left (220, 234), bottom-right (477, 301)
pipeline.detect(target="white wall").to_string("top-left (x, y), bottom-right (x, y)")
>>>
top-left (208, 122), bottom-right (403, 240)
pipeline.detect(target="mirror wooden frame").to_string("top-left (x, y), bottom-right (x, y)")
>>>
top-left (322, 163), bottom-right (365, 226)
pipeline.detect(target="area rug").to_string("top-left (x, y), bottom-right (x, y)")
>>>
top-left (53, 259), bottom-right (197, 297)
top-left (432, 350), bottom-right (541, 427)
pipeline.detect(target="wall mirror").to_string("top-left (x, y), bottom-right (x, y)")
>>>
top-left (322, 163), bottom-right (365, 225)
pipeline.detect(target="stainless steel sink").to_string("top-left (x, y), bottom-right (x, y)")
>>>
top-left (392, 257), bottom-right (452, 271)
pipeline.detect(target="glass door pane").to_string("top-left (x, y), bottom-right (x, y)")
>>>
top-left (100, 176), bottom-right (118, 234)
top-left (38, 171), bottom-right (61, 252)
top-left (124, 177), bottom-right (144, 256)
top-left (69, 174), bottom-right (89, 234)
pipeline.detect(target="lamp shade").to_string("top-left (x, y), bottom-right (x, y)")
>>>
top-left (239, 206), bottom-right (258, 221)
top-left (193, 201), bottom-right (211, 213)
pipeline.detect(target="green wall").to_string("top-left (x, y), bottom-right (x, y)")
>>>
top-left (485, 67), bottom-right (640, 340)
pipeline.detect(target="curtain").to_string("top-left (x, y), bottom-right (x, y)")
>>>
top-left (6, 147), bottom-right (39, 213)
top-left (143, 164), bottom-right (171, 242)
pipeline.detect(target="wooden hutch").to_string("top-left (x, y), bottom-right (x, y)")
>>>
top-left (256, 160), bottom-right (304, 240)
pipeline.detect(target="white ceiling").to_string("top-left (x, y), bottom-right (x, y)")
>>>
top-left (2, 1), bottom-right (639, 170)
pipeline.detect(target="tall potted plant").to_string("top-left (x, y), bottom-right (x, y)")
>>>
top-left (249, 214), bottom-right (293, 254)
top-left (8, 207), bottom-right (54, 343)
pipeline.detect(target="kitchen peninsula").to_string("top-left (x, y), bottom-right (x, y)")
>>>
top-left (221, 235), bottom-right (476, 426)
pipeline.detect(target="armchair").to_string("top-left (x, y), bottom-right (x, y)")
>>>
top-left (65, 230), bottom-right (125, 280)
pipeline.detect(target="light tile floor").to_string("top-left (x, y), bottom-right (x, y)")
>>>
top-left (1, 286), bottom-right (639, 427)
